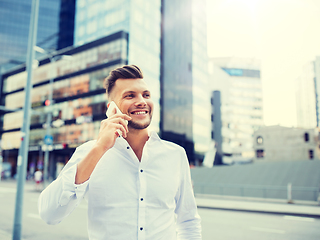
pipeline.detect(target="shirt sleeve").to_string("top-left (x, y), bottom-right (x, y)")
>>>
top-left (175, 149), bottom-right (202, 240)
top-left (38, 141), bottom-right (94, 225)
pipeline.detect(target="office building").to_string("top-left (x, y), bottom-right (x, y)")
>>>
top-left (296, 56), bottom-right (320, 128)
top-left (253, 126), bottom-right (320, 161)
top-left (0, 0), bottom-right (76, 72)
top-left (0, 31), bottom-right (128, 178)
top-left (161, 0), bottom-right (211, 163)
top-left (209, 57), bottom-right (264, 164)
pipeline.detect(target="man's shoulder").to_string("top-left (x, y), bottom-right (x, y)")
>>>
top-left (158, 138), bottom-right (185, 153)
top-left (150, 132), bottom-right (186, 153)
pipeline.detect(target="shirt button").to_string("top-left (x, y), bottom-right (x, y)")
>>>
top-left (140, 227), bottom-right (143, 231)
top-left (140, 169), bottom-right (143, 173)
top-left (127, 146), bottom-right (130, 149)
top-left (140, 198), bottom-right (143, 201)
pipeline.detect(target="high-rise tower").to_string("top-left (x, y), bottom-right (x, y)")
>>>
top-left (0, 0), bottom-right (76, 72)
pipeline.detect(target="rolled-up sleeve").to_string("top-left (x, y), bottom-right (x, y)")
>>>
top-left (175, 150), bottom-right (202, 240)
top-left (38, 141), bottom-right (94, 224)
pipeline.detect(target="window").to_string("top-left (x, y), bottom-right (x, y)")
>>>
top-left (304, 132), bottom-right (309, 142)
top-left (256, 136), bottom-right (263, 144)
top-left (309, 150), bottom-right (314, 159)
top-left (256, 149), bottom-right (264, 158)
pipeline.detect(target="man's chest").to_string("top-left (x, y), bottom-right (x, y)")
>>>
top-left (87, 150), bottom-right (181, 209)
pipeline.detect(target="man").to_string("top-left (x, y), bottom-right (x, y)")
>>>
top-left (38, 65), bottom-right (202, 240)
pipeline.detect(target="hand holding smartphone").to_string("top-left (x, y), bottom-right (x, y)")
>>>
top-left (106, 101), bottom-right (128, 137)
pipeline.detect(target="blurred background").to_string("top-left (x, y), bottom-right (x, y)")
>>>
top-left (0, 0), bottom-right (320, 225)
top-left (1, 0), bottom-right (320, 239)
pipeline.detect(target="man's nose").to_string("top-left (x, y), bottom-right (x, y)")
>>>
top-left (135, 94), bottom-right (147, 106)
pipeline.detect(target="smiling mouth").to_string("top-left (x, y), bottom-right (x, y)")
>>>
top-left (131, 110), bottom-right (148, 115)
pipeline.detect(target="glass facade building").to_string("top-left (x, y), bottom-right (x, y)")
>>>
top-left (161, 0), bottom-right (210, 162)
top-left (0, 0), bottom-right (75, 72)
top-left (0, 31), bottom-right (128, 178)
top-left (74, 0), bottom-right (161, 133)
top-left (191, 0), bottom-right (211, 156)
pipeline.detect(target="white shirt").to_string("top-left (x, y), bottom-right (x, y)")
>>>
top-left (34, 170), bottom-right (42, 181)
top-left (38, 132), bottom-right (202, 240)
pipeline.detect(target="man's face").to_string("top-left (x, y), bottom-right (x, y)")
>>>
top-left (110, 78), bottom-right (153, 130)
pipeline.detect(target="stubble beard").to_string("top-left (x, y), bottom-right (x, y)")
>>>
top-left (128, 116), bottom-right (152, 130)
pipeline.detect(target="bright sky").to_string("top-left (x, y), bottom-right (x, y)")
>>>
top-left (206, 0), bottom-right (320, 127)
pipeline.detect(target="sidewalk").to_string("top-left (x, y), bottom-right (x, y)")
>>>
top-left (195, 194), bottom-right (320, 218)
top-left (2, 180), bottom-right (320, 219)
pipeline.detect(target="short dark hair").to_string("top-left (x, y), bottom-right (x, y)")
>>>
top-left (104, 65), bottom-right (144, 97)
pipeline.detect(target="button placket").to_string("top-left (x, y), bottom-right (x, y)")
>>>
top-left (137, 163), bottom-right (146, 240)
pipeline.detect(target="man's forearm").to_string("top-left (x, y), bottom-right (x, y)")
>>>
top-left (75, 144), bottom-right (107, 184)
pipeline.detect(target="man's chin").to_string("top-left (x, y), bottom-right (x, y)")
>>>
top-left (128, 120), bottom-right (151, 130)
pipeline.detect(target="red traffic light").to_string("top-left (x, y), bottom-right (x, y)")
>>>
top-left (45, 100), bottom-right (50, 106)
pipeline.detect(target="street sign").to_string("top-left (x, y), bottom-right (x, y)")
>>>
top-left (44, 135), bottom-right (53, 145)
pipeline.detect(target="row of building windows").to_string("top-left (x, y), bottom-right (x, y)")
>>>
top-left (3, 93), bottom-right (107, 131)
top-left (1, 121), bottom-right (102, 150)
top-left (256, 149), bottom-right (315, 160)
top-left (3, 39), bottom-right (126, 93)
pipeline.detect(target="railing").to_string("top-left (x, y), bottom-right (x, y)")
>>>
top-left (193, 183), bottom-right (319, 202)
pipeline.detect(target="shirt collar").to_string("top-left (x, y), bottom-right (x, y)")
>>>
top-left (115, 131), bottom-right (160, 148)
top-left (148, 131), bottom-right (161, 142)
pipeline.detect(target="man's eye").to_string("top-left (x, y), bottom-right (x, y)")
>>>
top-left (144, 93), bottom-right (150, 98)
top-left (126, 94), bottom-right (134, 98)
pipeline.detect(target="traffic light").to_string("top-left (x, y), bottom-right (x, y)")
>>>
top-left (42, 99), bottom-right (55, 106)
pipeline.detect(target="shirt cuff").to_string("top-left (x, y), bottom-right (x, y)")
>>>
top-left (58, 164), bottom-right (89, 206)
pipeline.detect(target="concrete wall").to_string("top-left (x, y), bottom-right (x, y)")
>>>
top-left (253, 126), bottom-right (320, 161)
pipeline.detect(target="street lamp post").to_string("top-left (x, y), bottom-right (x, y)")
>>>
top-left (13, 0), bottom-right (39, 239)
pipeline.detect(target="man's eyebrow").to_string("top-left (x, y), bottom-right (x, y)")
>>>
top-left (122, 90), bottom-right (150, 96)
top-left (122, 91), bottom-right (135, 95)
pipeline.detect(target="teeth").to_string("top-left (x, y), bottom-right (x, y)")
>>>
top-left (133, 111), bottom-right (147, 115)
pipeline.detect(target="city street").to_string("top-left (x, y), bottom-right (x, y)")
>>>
top-left (0, 180), bottom-right (319, 240)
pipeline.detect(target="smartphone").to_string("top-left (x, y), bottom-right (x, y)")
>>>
top-left (106, 101), bottom-right (128, 136)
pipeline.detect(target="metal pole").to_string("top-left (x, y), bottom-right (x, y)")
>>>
top-left (12, 0), bottom-right (39, 239)
top-left (287, 183), bottom-right (293, 203)
top-left (43, 57), bottom-right (54, 188)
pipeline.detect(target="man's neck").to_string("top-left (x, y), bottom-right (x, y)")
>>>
top-left (125, 128), bottom-right (149, 161)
